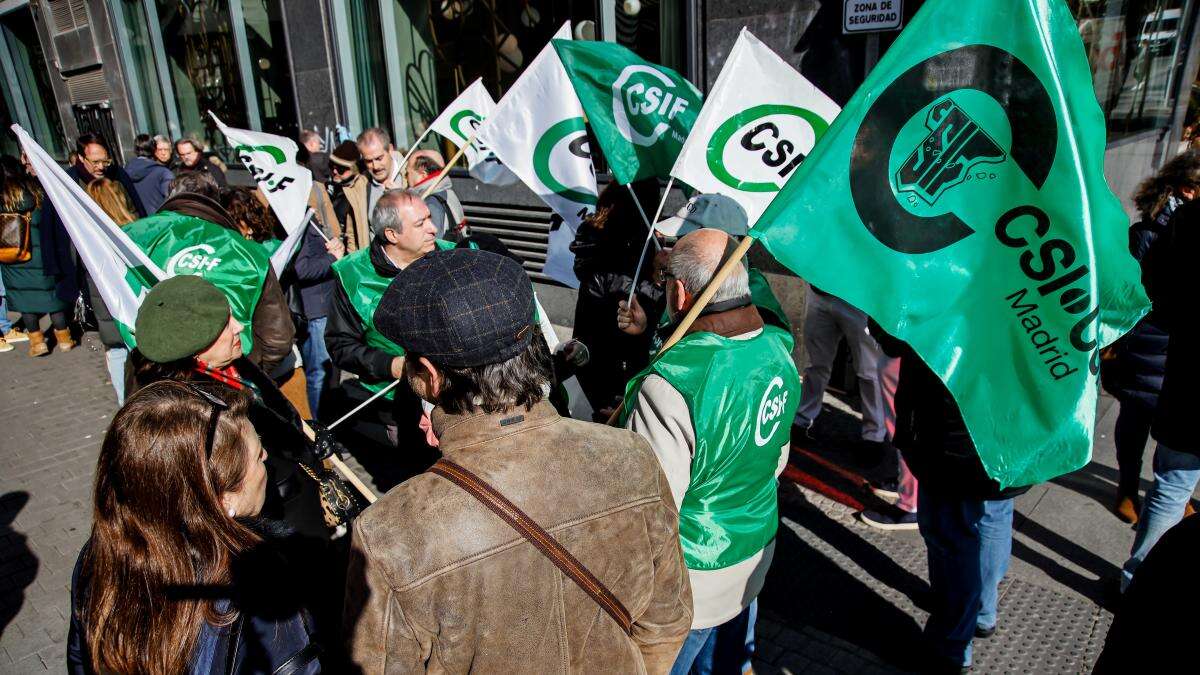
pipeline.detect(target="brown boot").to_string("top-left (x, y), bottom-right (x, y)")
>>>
top-left (54, 328), bottom-right (76, 352)
top-left (1187, 502), bottom-right (1196, 519)
top-left (1114, 495), bottom-right (1139, 525)
top-left (28, 330), bottom-right (49, 357)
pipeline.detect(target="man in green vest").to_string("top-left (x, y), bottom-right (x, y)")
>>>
top-left (327, 189), bottom-right (448, 456)
top-left (621, 227), bottom-right (801, 675)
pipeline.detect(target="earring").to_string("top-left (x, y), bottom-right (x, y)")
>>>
top-left (227, 507), bottom-right (236, 518)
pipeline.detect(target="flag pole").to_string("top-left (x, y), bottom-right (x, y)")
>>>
top-left (624, 184), bottom-right (664, 252)
top-left (327, 379), bottom-right (402, 430)
top-left (299, 419), bottom-right (378, 504)
top-left (397, 126), bottom-right (435, 176)
top-left (420, 130), bottom-right (478, 200)
top-left (626, 176), bottom-right (675, 308)
top-left (607, 234), bottom-right (755, 426)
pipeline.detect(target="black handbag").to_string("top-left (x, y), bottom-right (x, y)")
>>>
top-left (297, 461), bottom-right (365, 528)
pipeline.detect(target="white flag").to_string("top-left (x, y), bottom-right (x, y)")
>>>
top-left (670, 29), bottom-right (841, 225)
top-left (428, 78), bottom-right (519, 187)
top-left (477, 22), bottom-right (597, 288)
top-left (11, 124), bottom-right (165, 341)
top-left (210, 112), bottom-right (313, 236)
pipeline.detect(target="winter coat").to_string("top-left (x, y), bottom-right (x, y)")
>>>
top-left (1, 191), bottom-right (71, 314)
top-left (178, 155), bottom-right (228, 187)
top-left (412, 173), bottom-right (467, 240)
top-left (336, 174), bottom-right (371, 253)
top-left (68, 163), bottom-right (147, 218)
top-left (68, 519), bottom-right (325, 675)
top-left (871, 323), bottom-right (1032, 500)
top-left (292, 220), bottom-right (338, 321)
top-left (157, 193), bottom-right (296, 373)
top-left (125, 156), bottom-right (174, 214)
top-left (1150, 200), bottom-right (1200, 455)
top-left (344, 400), bottom-right (692, 674)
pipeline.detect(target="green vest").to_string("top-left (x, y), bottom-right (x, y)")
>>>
top-left (623, 325), bottom-right (801, 570)
top-left (123, 211), bottom-right (270, 354)
top-left (331, 240), bottom-right (455, 397)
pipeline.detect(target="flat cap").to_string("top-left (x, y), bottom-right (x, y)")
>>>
top-left (374, 249), bottom-right (535, 368)
top-left (135, 275), bottom-right (230, 363)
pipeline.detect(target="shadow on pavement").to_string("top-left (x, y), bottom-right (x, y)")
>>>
top-left (1011, 515), bottom-right (1120, 606)
top-left (0, 491), bottom-right (38, 637)
top-left (760, 492), bottom-right (926, 672)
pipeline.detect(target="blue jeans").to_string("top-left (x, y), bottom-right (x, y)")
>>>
top-left (917, 490), bottom-right (1014, 667)
top-left (105, 347), bottom-right (128, 406)
top-left (300, 317), bottom-right (332, 418)
top-left (1121, 443), bottom-right (1200, 591)
top-left (669, 600), bottom-right (756, 675)
top-left (0, 275), bottom-right (10, 333)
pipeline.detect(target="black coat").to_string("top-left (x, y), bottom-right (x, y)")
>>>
top-left (326, 239), bottom-right (399, 384)
top-left (1101, 212), bottom-right (1173, 406)
top-left (291, 222), bottom-right (338, 321)
top-left (1150, 200), bottom-right (1199, 455)
top-left (871, 323), bottom-right (1031, 500)
top-left (68, 519), bottom-right (327, 674)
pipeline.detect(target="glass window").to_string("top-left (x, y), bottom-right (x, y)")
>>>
top-left (0, 6), bottom-right (66, 158)
top-left (115, 0), bottom-right (170, 137)
top-left (345, 0), bottom-right (394, 137)
top-left (1, 83), bottom-right (19, 157)
top-left (154, 0), bottom-right (248, 157)
top-left (239, 0), bottom-right (299, 139)
top-left (1069, 0), bottom-right (1196, 141)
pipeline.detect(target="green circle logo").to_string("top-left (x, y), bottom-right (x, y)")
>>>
top-left (706, 104), bottom-right (830, 193)
top-left (533, 117), bottom-right (597, 206)
top-left (450, 109), bottom-right (483, 143)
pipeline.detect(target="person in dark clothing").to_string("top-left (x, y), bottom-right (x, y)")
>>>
top-left (299, 129), bottom-right (331, 184)
top-left (327, 141), bottom-right (368, 252)
top-left (1103, 150), bottom-right (1199, 523)
top-left (293, 212), bottom-right (346, 417)
top-left (1097, 513), bottom-right (1200, 673)
top-left (176, 137), bottom-right (228, 187)
top-left (68, 133), bottom-right (146, 218)
top-left (124, 133), bottom-right (174, 214)
top-left (1120, 196), bottom-right (1200, 591)
top-left (569, 179), bottom-right (665, 420)
top-left (67, 380), bottom-right (323, 675)
top-left (871, 323), bottom-right (1031, 672)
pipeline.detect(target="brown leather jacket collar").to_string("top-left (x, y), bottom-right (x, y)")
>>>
top-left (683, 304), bottom-right (764, 339)
top-left (431, 400), bottom-right (561, 453)
top-left (161, 192), bottom-right (239, 232)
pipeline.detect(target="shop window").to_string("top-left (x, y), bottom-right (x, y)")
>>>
top-left (239, 0), bottom-right (299, 139)
top-left (115, 0), bottom-right (171, 137)
top-left (154, 0), bottom-right (248, 157)
top-left (344, 0), bottom-right (394, 136)
top-left (1070, 0), bottom-right (1196, 140)
top-left (0, 5), bottom-right (66, 159)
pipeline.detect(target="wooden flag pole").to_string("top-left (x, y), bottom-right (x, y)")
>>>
top-left (300, 420), bottom-right (379, 504)
top-left (421, 130), bottom-right (479, 200)
top-left (607, 234), bottom-right (755, 426)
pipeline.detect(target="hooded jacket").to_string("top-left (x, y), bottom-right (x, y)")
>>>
top-left (125, 156), bottom-right (174, 214)
top-left (412, 172), bottom-right (467, 239)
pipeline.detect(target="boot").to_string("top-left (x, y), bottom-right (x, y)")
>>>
top-left (1114, 495), bottom-right (1139, 525)
top-left (3, 327), bottom-right (29, 342)
top-left (28, 330), bottom-right (49, 357)
top-left (54, 328), bottom-right (76, 352)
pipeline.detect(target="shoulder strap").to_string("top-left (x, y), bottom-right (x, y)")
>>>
top-left (429, 459), bottom-right (633, 635)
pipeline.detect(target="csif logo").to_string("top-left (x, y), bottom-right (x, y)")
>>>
top-left (612, 65), bottom-right (692, 147)
top-left (167, 244), bottom-right (222, 275)
top-left (708, 104), bottom-right (831, 193)
top-left (449, 109), bottom-right (493, 155)
top-left (235, 144), bottom-right (295, 193)
top-left (894, 99), bottom-right (1006, 205)
top-left (754, 376), bottom-right (790, 447)
top-left (533, 117), bottom-right (597, 207)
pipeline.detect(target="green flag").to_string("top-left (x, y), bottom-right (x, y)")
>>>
top-left (750, 0), bottom-right (1149, 488)
top-left (553, 40), bottom-right (701, 185)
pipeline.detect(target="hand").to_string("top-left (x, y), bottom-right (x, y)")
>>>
top-left (651, 248), bottom-right (671, 286)
top-left (557, 339), bottom-right (590, 367)
top-left (390, 356), bottom-right (405, 380)
top-left (308, 420), bottom-right (347, 460)
top-left (617, 296), bottom-right (648, 336)
top-left (325, 236), bottom-right (346, 260)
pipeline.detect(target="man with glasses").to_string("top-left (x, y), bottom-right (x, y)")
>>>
top-left (175, 136), bottom-right (228, 187)
top-left (68, 133), bottom-right (146, 218)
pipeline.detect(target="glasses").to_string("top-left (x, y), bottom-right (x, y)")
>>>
top-left (85, 157), bottom-right (113, 168)
top-left (184, 383), bottom-right (229, 459)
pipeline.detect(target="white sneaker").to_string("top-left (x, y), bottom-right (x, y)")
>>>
top-left (3, 328), bottom-right (29, 343)
top-left (0, 338), bottom-right (12, 353)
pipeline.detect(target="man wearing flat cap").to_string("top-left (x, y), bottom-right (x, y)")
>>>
top-left (344, 248), bottom-right (692, 674)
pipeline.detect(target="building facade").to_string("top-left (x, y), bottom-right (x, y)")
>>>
top-left (2, 0), bottom-right (1199, 286)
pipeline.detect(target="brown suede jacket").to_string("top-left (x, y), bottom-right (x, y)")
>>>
top-left (344, 400), bottom-right (693, 674)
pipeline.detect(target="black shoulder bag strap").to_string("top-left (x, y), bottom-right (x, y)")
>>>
top-left (429, 459), bottom-right (634, 635)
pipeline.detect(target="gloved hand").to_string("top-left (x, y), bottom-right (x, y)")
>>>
top-left (308, 420), bottom-right (348, 460)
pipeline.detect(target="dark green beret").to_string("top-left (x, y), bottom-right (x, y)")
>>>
top-left (135, 275), bottom-right (230, 363)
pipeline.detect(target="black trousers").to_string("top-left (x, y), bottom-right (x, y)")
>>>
top-left (1114, 396), bottom-right (1156, 498)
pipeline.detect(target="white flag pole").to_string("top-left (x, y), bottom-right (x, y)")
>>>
top-left (628, 177), bottom-right (676, 306)
top-left (397, 126), bottom-right (436, 177)
top-left (327, 379), bottom-right (402, 430)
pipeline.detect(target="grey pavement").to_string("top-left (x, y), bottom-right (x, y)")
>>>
top-left (1, 327), bottom-right (1190, 673)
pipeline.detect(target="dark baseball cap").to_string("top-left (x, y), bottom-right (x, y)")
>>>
top-left (373, 249), bottom-right (535, 368)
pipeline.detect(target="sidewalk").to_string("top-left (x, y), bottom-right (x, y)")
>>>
top-left (0, 332), bottom-right (1181, 672)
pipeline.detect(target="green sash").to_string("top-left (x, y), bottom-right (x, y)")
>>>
top-left (123, 211), bottom-right (270, 354)
top-left (623, 325), bottom-right (800, 570)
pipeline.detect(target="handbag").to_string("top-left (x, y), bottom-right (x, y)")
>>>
top-left (297, 461), bottom-right (365, 528)
top-left (429, 458), bottom-right (634, 635)
top-left (0, 211), bottom-right (32, 264)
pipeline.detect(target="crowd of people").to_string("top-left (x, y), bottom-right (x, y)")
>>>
top-left (1, 121), bottom-right (1197, 674)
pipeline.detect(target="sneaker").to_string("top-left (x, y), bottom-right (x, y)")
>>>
top-left (870, 479), bottom-right (900, 503)
top-left (859, 507), bottom-right (918, 531)
top-left (0, 338), bottom-right (12, 353)
top-left (975, 624), bottom-right (996, 639)
top-left (3, 328), bottom-right (28, 342)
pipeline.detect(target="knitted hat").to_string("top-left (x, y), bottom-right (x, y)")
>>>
top-left (329, 140), bottom-right (361, 168)
top-left (135, 275), bottom-right (230, 363)
top-left (374, 249), bottom-right (535, 368)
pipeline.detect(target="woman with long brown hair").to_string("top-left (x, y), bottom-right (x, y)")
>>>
top-left (85, 176), bottom-right (140, 226)
top-left (67, 380), bottom-right (323, 674)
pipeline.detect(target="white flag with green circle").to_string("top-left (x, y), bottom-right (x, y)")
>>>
top-left (671, 28), bottom-right (841, 224)
top-left (476, 21), bottom-right (597, 288)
